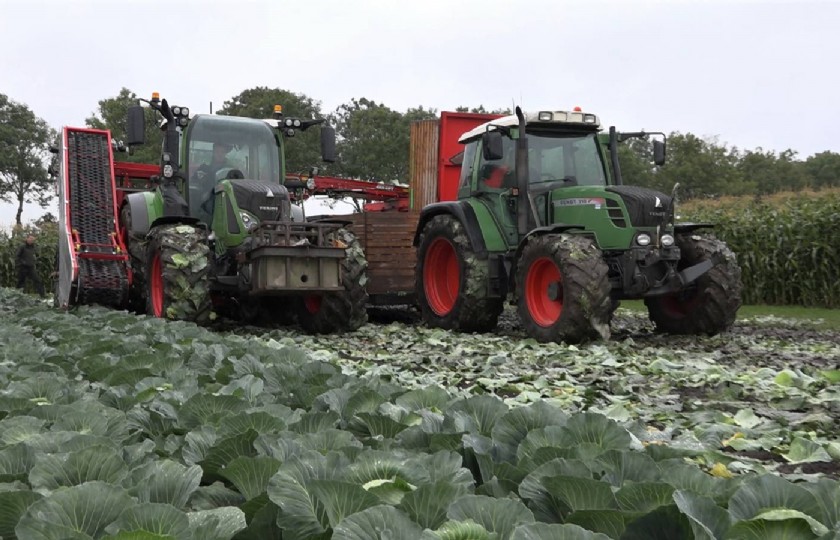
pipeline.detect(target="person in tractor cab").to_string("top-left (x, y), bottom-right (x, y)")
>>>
top-left (194, 142), bottom-right (235, 184)
top-left (15, 234), bottom-right (45, 297)
top-left (191, 142), bottom-right (238, 219)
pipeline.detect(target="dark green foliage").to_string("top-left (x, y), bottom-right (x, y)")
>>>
top-left (332, 97), bottom-right (437, 182)
top-left (0, 93), bottom-right (56, 226)
top-left (619, 132), bottom-right (840, 199)
top-left (85, 87), bottom-right (164, 165)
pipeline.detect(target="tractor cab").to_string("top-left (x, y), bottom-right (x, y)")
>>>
top-left (182, 114), bottom-right (290, 245)
top-left (457, 110), bottom-right (669, 251)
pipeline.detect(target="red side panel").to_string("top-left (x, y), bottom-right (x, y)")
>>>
top-left (436, 112), bottom-right (503, 202)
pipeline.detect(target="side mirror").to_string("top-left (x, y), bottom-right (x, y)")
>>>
top-left (320, 126), bottom-right (336, 163)
top-left (653, 139), bottom-right (666, 166)
top-left (482, 131), bottom-right (504, 161)
top-left (126, 105), bottom-right (146, 146)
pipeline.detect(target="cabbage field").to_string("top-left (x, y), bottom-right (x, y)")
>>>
top-left (1, 287), bottom-right (839, 539)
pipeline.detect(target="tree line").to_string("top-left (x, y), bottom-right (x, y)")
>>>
top-left (2, 86), bottom-right (839, 226)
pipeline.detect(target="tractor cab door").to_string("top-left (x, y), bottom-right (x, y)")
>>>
top-left (458, 137), bottom-right (519, 248)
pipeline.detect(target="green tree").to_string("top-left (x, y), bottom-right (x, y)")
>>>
top-left (738, 148), bottom-right (808, 194)
top-left (85, 87), bottom-right (163, 165)
top-left (655, 133), bottom-right (743, 199)
top-left (333, 98), bottom-right (437, 182)
top-left (616, 137), bottom-right (656, 189)
top-left (803, 151), bottom-right (840, 189)
top-left (0, 94), bottom-right (56, 226)
top-left (454, 105), bottom-right (512, 115)
top-left (217, 87), bottom-right (325, 175)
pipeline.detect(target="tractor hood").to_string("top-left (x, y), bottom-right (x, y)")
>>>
top-left (605, 186), bottom-right (673, 228)
top-left (227, 179), bottom-right (290, 222)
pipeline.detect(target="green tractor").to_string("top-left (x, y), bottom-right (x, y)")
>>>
top-left (120, 94), bottom-right (367, 332)
top-left (414, 107), bottom-right (742, 343)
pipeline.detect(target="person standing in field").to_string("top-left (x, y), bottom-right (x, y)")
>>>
top-left (15, 234), bottom-right (45, 297)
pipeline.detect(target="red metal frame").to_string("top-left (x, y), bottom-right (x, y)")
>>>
top-left (288, 173), bottom-right (411, 212)
top-left (113, 161), bottom-right (159, 208)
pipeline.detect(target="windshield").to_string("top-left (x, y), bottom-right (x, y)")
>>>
top-left (185, 115), bottom-right (280, 222)
top-left (475, 130), bottom-right (607, 191)
top-left (186, 115), bottom-right (279, 183)
top-left (527, 131), bottom-right (606, 186)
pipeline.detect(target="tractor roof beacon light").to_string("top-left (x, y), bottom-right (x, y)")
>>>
top-left (274, 105), bottom-right (283, 119)
top-left (573, 106), bottom-right (582, 112)
top-left (151, 92), bottom-right (160, 104)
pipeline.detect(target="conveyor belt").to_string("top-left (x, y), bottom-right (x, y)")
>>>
top-left (63, 129), bottom-right (129, 307)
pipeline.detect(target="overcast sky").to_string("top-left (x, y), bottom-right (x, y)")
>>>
top-left (1, 0), bottom-right (837, 226)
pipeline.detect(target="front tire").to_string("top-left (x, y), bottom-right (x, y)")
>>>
top-left (146, 224), bottom-right (212, 323)
top-left (645, 234), bottom-right (742, 335)
top-left (516, 234), bottom-right (612, 344)
top-left (415, 214), bottom-right (503, 333)
top-left (297, 227), bottom-right (368, 334)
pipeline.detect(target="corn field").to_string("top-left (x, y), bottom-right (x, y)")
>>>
top-left (683, 191), bottom-right (840, 308)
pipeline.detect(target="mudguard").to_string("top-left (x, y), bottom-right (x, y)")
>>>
top-left (413, 201), bottom-right (488, 256)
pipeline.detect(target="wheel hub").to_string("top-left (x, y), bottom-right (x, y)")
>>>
top-left (546, 281), bottom-right (562, 301)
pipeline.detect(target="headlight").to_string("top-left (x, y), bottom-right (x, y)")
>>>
top-left (163, 164), bottom-right (174, 178)
top-left (661, 234), bottom-right (675, 247)
top-left (306, 177), bottom-right (316, 190)
top-left (636, 233), bottom-right (651, 246)
top-left (240, 211), bottom-right (258, 231)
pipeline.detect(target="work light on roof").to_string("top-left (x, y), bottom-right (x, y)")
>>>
top-left (181, 107), bottom-right (189, 117)
top-left (172, 106), bottom-right (181, 116)
top-left (538, 111), bottom-right (553, 121)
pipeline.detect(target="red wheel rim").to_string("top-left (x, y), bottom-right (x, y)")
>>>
top-left (423, 237), bottom-right (460, 316)
top-left (150, 251), bottom-right (164, 317)
top-left (525, 257), bottom-right (563, 327)
top-left (304, 295), bottom-right (321, 314)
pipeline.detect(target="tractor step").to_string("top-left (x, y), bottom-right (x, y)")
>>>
top-left (55, 128), bottom-right (129, 308)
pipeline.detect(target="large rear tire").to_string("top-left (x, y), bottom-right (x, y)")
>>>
top-left (145, 224), bottom-right (212, 324)
top-left (297, 228), bottom-right (368, 334)
top-left (516, 234), bottom-right (612, 344)
top-left (645, 234), bottom-right (742, 335)
top-left (415, 214), bottom-right (503, 333)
